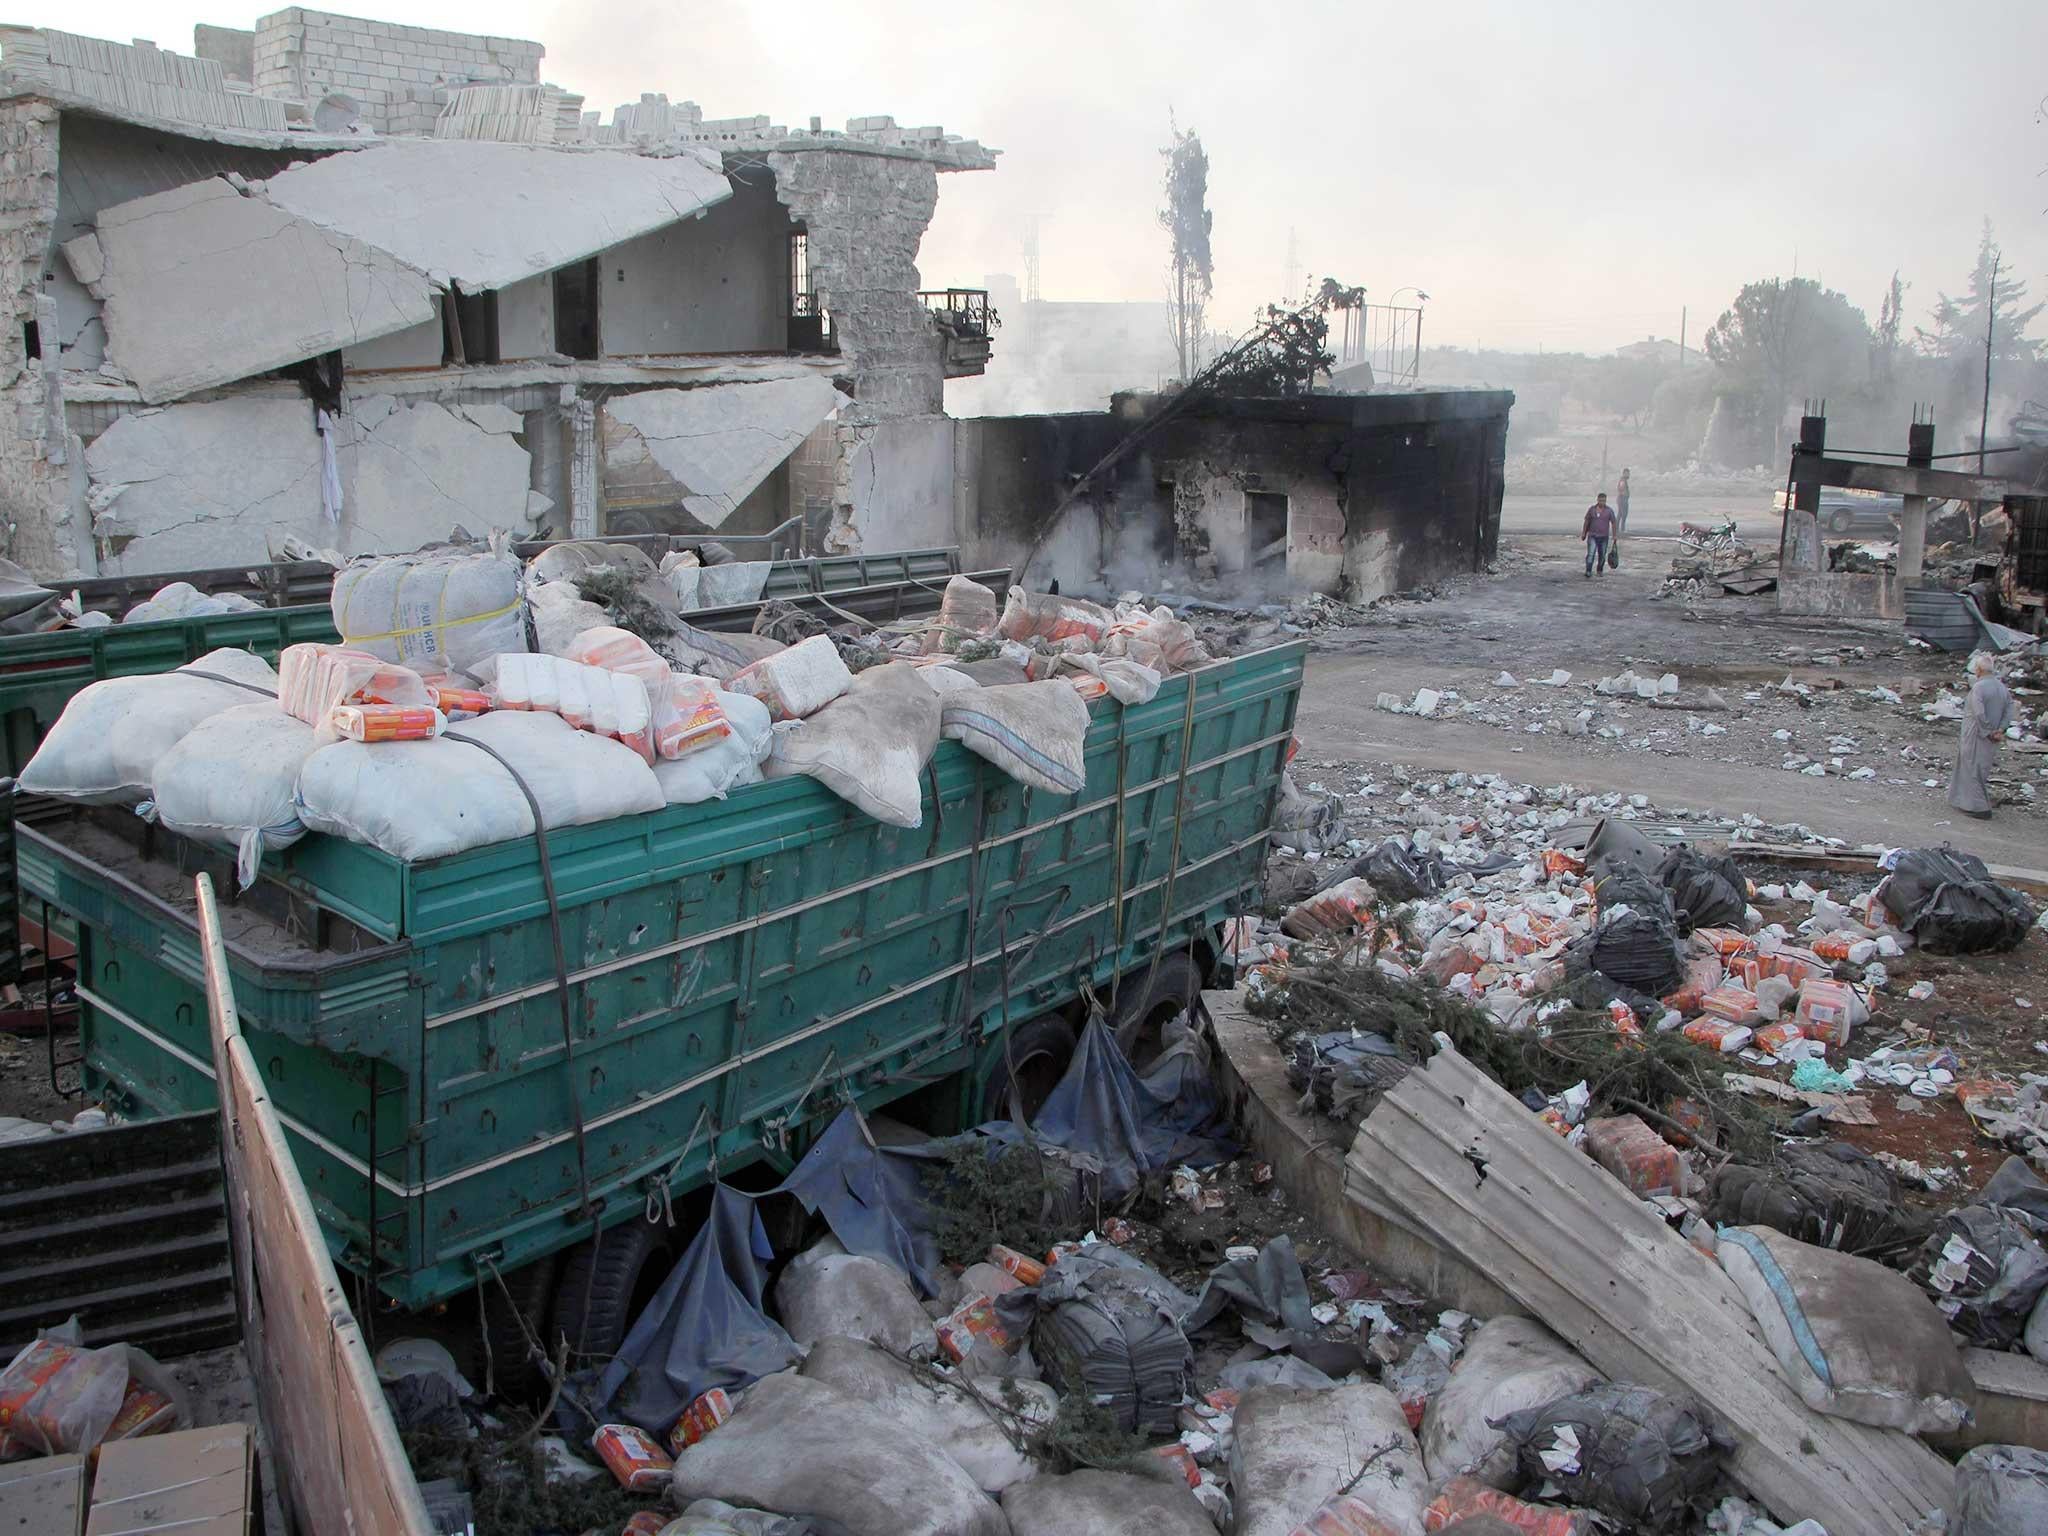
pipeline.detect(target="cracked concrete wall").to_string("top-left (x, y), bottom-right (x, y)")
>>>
top-left (767, 148), bottom-right (944, 422)
top-left (847, 415), bottom-right (955, 550)
top-left (597, 375), bottom-right (845, 531)
top-left (0, 97), bottom-right (73, 575)
top-left (603, 173), bottom-right (787, 356)
top-left (81, 391), bottom-right (543, 572)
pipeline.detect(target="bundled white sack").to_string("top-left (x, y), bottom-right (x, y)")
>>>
top-left (941, 680), bottom-right (1091, 795)
top-left (766, 663), bottom-right (940, 828)
top-left (489, 653), bottom-right (656, 762)
top-left (669, 1372), bottom-right (1007, 1536)
top-left (122, 582), bottom-right (261, 624)
top-left (1421, 1316), bottom-right (1604, 1489)
top-left (652, 687), bottom-right (773, 805)
top-left (19, 649), bottom-right (279, 805)
top-left (1717, 1223), bottom-right (1973, 1434)
top-left (529, 579), bottom-right (613, 658)
top-left (295, 710), bottom-right (662, 861)
top-left (775, 1251), bottom-right (936, 1359)
top-left (528, 540), bottom-right (659, 585)
top-left (727, 635), bottom-right (852, 722)
top-left (146, 705), bottom-right (318, 887)
top-left (332, 544), bottom-right (526, 678)
top-left (697, 560), bottom-right (772, 607)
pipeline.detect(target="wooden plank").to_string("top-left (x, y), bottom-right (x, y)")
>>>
top-left (1343, 1047), bottom-right (1951, 1536)
top-left (197, 873), bottom-right (433, 1536)
top-left (1726, 839), bottom-right (2048, 900)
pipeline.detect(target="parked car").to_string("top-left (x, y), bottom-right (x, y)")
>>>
top-left (1817, 491), bottom-right (1903, 536)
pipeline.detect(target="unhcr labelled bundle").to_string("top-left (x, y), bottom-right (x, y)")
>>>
top-left (14, 571), bottom-right (1210, 878)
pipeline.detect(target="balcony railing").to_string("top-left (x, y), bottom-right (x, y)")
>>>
top-left (918, 289), bottom-right (997, 377)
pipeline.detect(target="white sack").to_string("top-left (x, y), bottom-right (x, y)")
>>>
top-left (19, 649), bottom-right (279, 805)
top-left (766, 664), bottom-right (940, 828)
top-left (728, 635), bottom-right (851, 722)
top-left (652, 689), bottom-right (772, 805)
top-left (530, 579), bottom-right (614, 658)
top-left (942, 680), bottom-right (1091, 795)
top-left (147, 704), bottom-right (318, 887)
top-left (1421, 1315), bottom-right (1604, 1490)
top-left (1718, 1224), bottom-right (1973, 1434)
top-left (1231, 1382), bottom-right (1427, 1536)
top-left (295, 710), bottom-right (661, 861)
top-left (696, 560), bottom-right (772, 608)
top-left (122, 581), bottom-right (260, 624)
top-left (669, 1372), bottom-right (1007, 1536)
top-left (1002, 1469), bottom-right (1212, 1536)
top-left (774, 1252), bottom-right (935, 1359)
top-left (528, 540), bottom-right (659, 585)
top-left (798, 1335), bottom-right (1052, 1494)
top-left (332, 545), bottom-right (527, 677)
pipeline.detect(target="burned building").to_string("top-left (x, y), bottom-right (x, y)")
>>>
top-left (952, 388), bottom-right (1515, 602)
top-left (0, 11), bottom-right (998, 578)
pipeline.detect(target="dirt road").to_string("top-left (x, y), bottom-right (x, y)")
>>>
top-left (1291, 536), bottom-right (2048, 866)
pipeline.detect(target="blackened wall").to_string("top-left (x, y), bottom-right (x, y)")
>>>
top-left (953, 388), bottom-right (1512, 601)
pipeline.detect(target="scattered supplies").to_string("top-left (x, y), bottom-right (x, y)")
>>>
top-left (592, 1422), bottom-right (673, 1491)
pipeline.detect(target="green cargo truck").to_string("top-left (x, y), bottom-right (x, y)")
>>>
top-left (11, 589), bottom-right (1304, 1359)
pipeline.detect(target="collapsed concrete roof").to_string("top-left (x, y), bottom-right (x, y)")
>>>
top-left (600, 376), bottom-right (848, 529)
top-left (62, 138), bottom-right (735, 403)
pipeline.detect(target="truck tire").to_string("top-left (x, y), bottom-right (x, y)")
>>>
top-left (477, 1252), bottom-right (558, 1403)
top-left (980, 1012), bottom-right (1077, 1126)
top-left (550, 1218), bottom-right (676, 1365)
top-left (1111, 950), bottom-right (1203, 1070)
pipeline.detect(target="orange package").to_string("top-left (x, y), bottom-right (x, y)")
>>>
top-left (665, 1388), bottom-right (732, 1455)
top-left (427, 684), bottom-right (490, 717)
top-left (1424, 1476), bottom-right (1593, 1536)
top-left (989, 1244), bottom-right (1046, 1286)
top-left (1541, 849), bottom-right (1586, 878)
top-left (104, 1378), bottom-right (177, 1442)
top-left (1701, 985), bottom-right (1763, 1026)
top-left (1757, 945), bottom-right (1828, 985)
top-left (0, 1338), bottom-right (127, 1458)
top-left (1290, 1494), bottom-right (1407, 1536)
top-left (330, 704), bottom-right (445, 743)
top-left (1585, 1113), bottom-right (1681, 1198)
top-left (1754, 1021), bottom-right (1805, 1056)
top-left (935, 1294), bottom-right (1010, 1362)
top-left (1695, 927), bottom-right (1755, 959)
top-left (1683, 1018), bottom-right (1753, 1054)
top-left (592, 1423), bottom-right (672, 1490)
top-left (623, 1512), bottom-right (669, 1536)
top-left (1794, 979), bottom-right (1856, 1046)
top-left (1152, 1443), bottom-right (1200, 1487)
top-left (1810, 934), bottom-right (1856, 963)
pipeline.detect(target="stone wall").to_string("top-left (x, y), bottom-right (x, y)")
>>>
top-left (0, 97), bottom-right (71, 575)
top-left (252, 8), bottom-right (542, 131)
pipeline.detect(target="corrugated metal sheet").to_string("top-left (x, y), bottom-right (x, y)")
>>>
top-left (1904, 586), bottom-right (1981, 652)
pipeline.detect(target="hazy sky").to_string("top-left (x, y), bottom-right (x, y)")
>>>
top-left (54, 0), bottom-right (2048, 355)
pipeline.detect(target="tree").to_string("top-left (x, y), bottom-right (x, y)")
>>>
top-left (1869, 270), bottom-right (1907, 390)
top-left (1916, 219), bottom-right (2043, 366)
top-left (1159, 119), bottom-right (1214, 382)
top-left (1584, 355), bottom-right (1663, 432)
top-left (1703, 277), bottom-right (1871, 462)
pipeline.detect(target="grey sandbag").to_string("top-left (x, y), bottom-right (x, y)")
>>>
top-left (1708, 1141), bottom-right (1927, 1259)
top-left (1230, 1381), bottom-right (1428, 1536)
top-left (588, 1187), bottom-right (800, 1435)
top-left (1287, 1029), bottom-right (1411, 1127)
top-left (1029, 1013), bottom-right (1235, 1204)
top-left (798, 1335), bottom-right (1049, 1494)
top-left (1583, 816), bottom-right (1662, 878)
top-left (1881, 845), bottom-right (2037, 954)
top-left (1947, 1445), bottom-right (2048, 1536)
top-left (1498, 1382), bottom-right (1732, 1531)
top-left (1272, 770), bottom-right (1346, 854)
top-left (1183, 1234), bottom-right (1315, 1335)
top-left (670, 1371), bottom-right (1008, 1536)
top-left (1003, 1245), bottom-right (1194, 1436)
top-left (1421, 1316), bottom-right (1604, 1491)
top-left (1655, 846), bottom-right (1748, 931)
top-left (1571, 866), bottom-right (1684, 997)
top-left (1354, 838), bottom-right (1446, 902)
top-left (1001, 1468), bottom-right (1213, 1536)
top-left (1911, 1203), bottom-right (2048, 1348)
top-left (773, 1247), bottom-right (936, 1359)
top-left (1981, 1154), bottom-right (2048, 1228)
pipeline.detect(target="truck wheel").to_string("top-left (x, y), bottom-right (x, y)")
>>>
top-left (980, 1013), bottom-right (1077, 1126)
top-left (550, 1218), bottom-right (676, 1365)
top-left (1111, 950), bottom-right (1203, 1070)
top-left (477, 1252), bottom-right (558, 1403)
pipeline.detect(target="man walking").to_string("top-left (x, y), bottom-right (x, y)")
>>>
top-left (1582, 492), bottom-right (1617, 578)
top-left (1615, 468), bottom-right (1631, 534)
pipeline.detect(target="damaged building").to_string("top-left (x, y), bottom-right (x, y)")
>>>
top-left (0, 11), bottom-right (998, 577)
top-left (954, 388), bottom-right (1515, 603)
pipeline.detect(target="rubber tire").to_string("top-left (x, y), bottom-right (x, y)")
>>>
top-left (477, 1252), bottom-right (558, 1404)
top-left (1826, 509), bottom-right (1853, 533)
top-left (549, 1218), bottom-right (675, 1366)
top-left (980, 1012), bottom-right (1079, 1126)
top-left (1111, 950), bottom-right (1203, 1070)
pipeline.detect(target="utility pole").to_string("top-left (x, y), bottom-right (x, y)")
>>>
top-left (1980, 253), bottom-right (1999, 476)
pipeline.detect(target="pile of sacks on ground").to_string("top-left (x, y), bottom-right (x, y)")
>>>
top-left (15, 541), bottom-right (1210, 883)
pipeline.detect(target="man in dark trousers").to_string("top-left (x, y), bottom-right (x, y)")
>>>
top-left (1582, 492), bottom-right (1617, 577)
top-left (1615, 468), bottom-right (1631, 534)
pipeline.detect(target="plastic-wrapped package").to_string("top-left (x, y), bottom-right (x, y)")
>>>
top-left (998, 587), bottom-right (1113, 647)
top-left (489, 653), bottom-right (656, 763)
top-left (728, 635), bottom-right (853, 722)
top-left (0, 1335), bottom-right (128, 1459)
top-left (277, 643), bottom-right (433, 735)
top-left (332, 545), bottom-right (527, 678)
